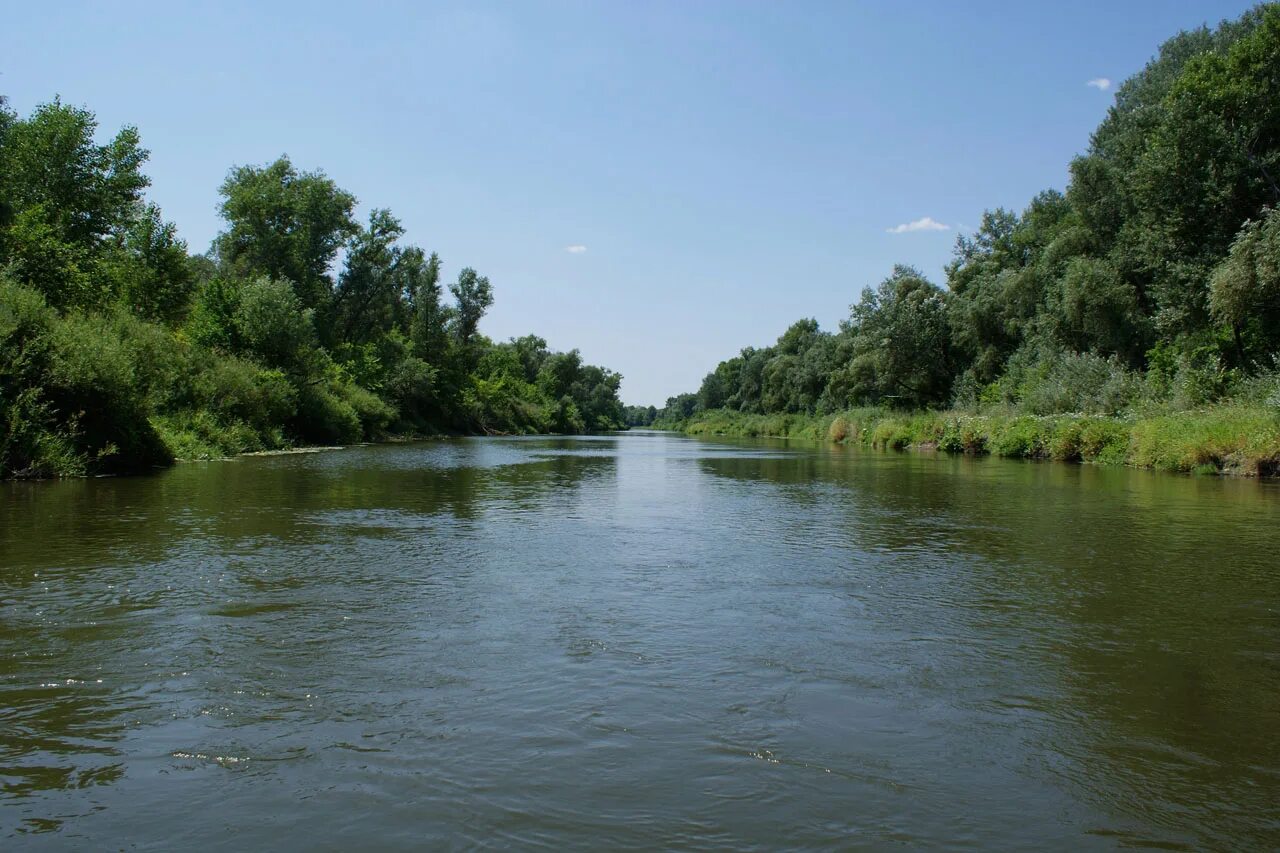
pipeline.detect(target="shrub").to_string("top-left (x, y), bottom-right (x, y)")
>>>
top-left (0, 278), bottom-right (76, 476)
top-left (233, 277), bottom-right (317, 370)
top-left (339, 382), bottom-right (395, 439)
top-left (991, 416), bottom-right (1050, 458)
top-left (294, 384), bottom-right (362, 445)
top-left (192, 357), bottom-right (297, 432)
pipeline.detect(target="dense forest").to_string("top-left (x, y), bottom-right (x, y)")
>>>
top-left (643, 5), bottom-right (1280, 474)
top-left (0, 97), bottom-right (626, 478)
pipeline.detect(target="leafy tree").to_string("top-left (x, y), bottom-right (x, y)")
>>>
top-left (1210, 207), bottom-right (1280, 363)
top-left (0, 99), bottom-right (150, 309)
top-left (408, 250), bottom-right (449, 364)
top-left (332, 208), bottom-right (406, 344)
top-left (215, 156), bottom-right (358, 309)
top-left (449, 266), bottom-right (493, 347)
top-left (232, 277), bottom-right (318, 372)
top-left (510, 334), bottom-right (550, 383)
top-left (110, 203), bottom-right (194, 324)
top-left (833, 266), bottom-right (954, 408)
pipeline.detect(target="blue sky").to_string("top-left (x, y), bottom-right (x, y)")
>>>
top-left (1, 0), bottom-right (1261, 405)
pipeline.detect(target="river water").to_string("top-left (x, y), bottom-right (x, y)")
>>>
top-left (1, 432), bottom-right (1277, 850)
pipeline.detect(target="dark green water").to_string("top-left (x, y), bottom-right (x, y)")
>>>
top-left (1, 433), bottom-right (1278, 850)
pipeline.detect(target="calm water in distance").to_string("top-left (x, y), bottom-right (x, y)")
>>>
top-left (1, 432), bottom-right (1278, 850)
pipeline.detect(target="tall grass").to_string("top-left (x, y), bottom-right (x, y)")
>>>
top-left (677, 405), bottom-right (1280, 476)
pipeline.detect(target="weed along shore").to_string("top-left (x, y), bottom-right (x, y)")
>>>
top-left (668, 406), bottom-right (1280, 476)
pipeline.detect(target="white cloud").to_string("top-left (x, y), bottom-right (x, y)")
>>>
top-left (886, 216), bottom-right (949, 234)
top-left (564, 244), bottom-right (587, 254)
top-left (1087, 77), bottom-right (1112, 91)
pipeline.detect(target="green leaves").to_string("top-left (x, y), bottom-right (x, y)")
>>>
top-left (449, 266), bottom-right (493, 349)
top-left (215, 156), bottom-right (358, 309)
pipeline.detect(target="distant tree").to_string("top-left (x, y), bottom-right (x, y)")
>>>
top-left (407, 250), bottom-right (450, 363)
top-left (510, 334), bottom-right (550, 383)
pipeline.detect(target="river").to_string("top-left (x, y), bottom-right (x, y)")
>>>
top-left (2, 432), bottom-right (1277, 849)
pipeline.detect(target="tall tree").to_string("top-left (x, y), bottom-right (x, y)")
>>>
top-left (215, 156), bottom-right (358, 309)
top-left (0, 99), bottom-right (150, 309)
top-left (449, 267), bottom-right (493, 348)
top-left (408, 250), bottom-right (449, 363)
top-left (109, 203), bottom-right (194, 325)
top-left (332, 208), bottom-right (405, 344)
top-left (832, 266), bottom-right (954, 408)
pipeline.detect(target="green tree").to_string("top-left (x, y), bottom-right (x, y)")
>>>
top-left (109, 203), bottom-right (194, 324)
top-left (0, 99), bottom-right (150, 309)
top-left (233, 277), bottom-right (318, 372)
top-left (332, 208), bottom-right (405, 344)
top-left (1209, 207), bottom-right (1280, 363)
top-left (408, 250), bottom-right (450, 364)
top-left (215, 156), bottom-right (358, 309)
top-left (449, 266), bottom-right (493, 347)
top-left (834, 266), bottom-right (954, 408)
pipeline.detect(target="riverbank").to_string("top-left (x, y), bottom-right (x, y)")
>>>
top-left (663, 406), bottom-right (1280, 476)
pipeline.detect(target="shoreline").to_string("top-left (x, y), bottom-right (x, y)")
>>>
top-left (661, 407), bottom-right (1280, 478)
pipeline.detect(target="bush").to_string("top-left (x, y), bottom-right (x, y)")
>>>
top-left (193, 358), bottom-right (297, 432)
top-left (340, 382), bottom-right (395, 439)
top-left (991, 416), bottom-right (1050, 458)
top-left (383, 355), bottom-right (438, 426)
top-left (1015, 350), bottom-right (1142, 415)
top-left (46, 312), bottom-right (172, 473)
top-left (233, 277), bottom-right (317, 370)
top-left (0, 278), bottom-right (82, 476)
top-left (294, 384), bottom-right (362, 445)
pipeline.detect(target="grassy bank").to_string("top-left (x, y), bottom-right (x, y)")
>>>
top-left (667, 406), bottom-right (1280, 476)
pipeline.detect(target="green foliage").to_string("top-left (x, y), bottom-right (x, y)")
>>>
top-left (109, 203), bottom-right (195, 325)
top-left (215, 156), bottom-right (358, 308)
top-left (231, 277), bottom-right (317, 371)
top-left (0, 97), bottom-right (627, 479)
top-left (331, 209), bottom-right (416, 346)
top-left (408, 251), bottom-right (450, 364)
top-left (624, 404), bottom-right (658, 427)
top-left (295, 384), bottom-right (363, 445)
top-left (0, 98), bottom-right (151, 311)
top-left (837, 266), bottom-right (953, 408)
top-left (0, 276), bottom-right (80, 476)
top-left (45, 311), bottom-right (172, 473)
top-left (676, 404), bottom-right (1279, 475)
top-left (1210, 207), bottom-right (1280, 362)
top-left (449, 267), bottom-right (493, 349)
top-left (650, 5), bottom-right (1280, 474)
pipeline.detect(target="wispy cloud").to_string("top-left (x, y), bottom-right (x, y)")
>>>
top-left (564, 244), bottom-right (587, 254)
top-left (886, 217), bottom-right (949, 234)
top-left (1087, 77), bottom-right (1112, 91)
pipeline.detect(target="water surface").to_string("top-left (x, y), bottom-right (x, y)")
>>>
top-left (2, 433), bottom-right (1278, 849)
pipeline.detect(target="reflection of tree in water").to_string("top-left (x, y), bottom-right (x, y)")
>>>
top-left (697, 443), bottom-right (1280, 848)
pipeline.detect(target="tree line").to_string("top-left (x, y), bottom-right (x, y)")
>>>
top-left (0, 98), bottom-right (625, 477)
top-left (645, 5), bottom-right (1280, 428)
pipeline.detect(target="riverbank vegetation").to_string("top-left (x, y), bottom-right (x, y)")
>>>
top-left (0, 98), bottom-right (625, 478)
top-left (645, 6), bottom-right (1280, 475)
